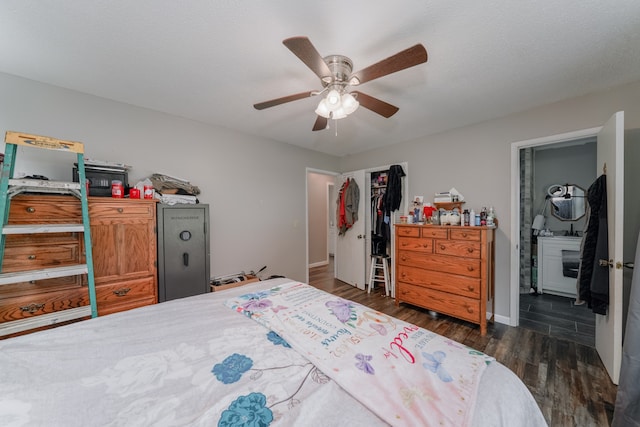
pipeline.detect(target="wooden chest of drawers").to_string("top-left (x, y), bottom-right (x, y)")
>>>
top-left (0, 195), bottom-right (157, 335)
top-left (395, 224), bottom-right (495, 335)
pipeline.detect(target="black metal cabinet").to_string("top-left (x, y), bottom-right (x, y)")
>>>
top-left (157, 204), bottom-right (210, 302)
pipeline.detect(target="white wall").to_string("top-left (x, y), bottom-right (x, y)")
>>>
top-left (0, 72), bottom-right (340, 282)
top-left (339, 80), bottom-right (640, 320)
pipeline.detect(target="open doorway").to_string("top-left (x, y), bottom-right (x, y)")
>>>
top-left (307, 170), bottom-right (338, 275)
top-left (511, 128), bottom-right (601, 347)
top-left (518, 137), bottom-right (597, 347)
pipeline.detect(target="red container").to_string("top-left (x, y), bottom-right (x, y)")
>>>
top-left (129, 187), bottom-right (140, 199)
top-left (111, 180), bottom-right (124, 198)
top-left (143, 185), bottom-right (154, 199)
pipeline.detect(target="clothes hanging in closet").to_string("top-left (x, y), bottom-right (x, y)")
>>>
top-left (337, 177), bottom-right (360, 236)
top-left (382, 165), bottom-right (405, 215)
top-left (577, 174), bottom-right (609, 315)
top-left (371, 189), bottom-right (390, 255)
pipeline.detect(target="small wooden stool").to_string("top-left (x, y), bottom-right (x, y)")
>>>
top-left (367, 254), bottom-right (390, 296)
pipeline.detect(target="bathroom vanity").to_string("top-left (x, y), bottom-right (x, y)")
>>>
top-left (537, 236), bottom-right (582, 297)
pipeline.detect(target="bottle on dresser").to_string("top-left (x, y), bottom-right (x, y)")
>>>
top-left (480, 207), bottom-right (487, 226)
top-left (487, 206), bottom-right (496, 226)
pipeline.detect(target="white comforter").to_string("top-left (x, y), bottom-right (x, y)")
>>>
top-left (0, 278), bottom-right (547, 427)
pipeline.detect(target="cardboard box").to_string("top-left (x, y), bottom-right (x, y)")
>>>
top-left (210, 275), bottom-right (259, 292)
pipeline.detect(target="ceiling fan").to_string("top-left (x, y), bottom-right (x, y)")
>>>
top-left (253, 36), bottom-right (428, 131)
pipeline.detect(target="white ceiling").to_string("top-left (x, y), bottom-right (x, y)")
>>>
top-left (1, 1), bottom-right (639, 157)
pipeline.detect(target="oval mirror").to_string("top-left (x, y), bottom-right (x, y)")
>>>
top-left (548, 184), bottom-right (586, 221)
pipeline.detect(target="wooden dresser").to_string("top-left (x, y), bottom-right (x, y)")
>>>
top-left (395, 224), bottom-right (495, 335)
top-left (0, 195), bottom-right (157, 334)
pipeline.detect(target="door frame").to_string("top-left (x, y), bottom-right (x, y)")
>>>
top-left (305, 163), bottom-right (409, 290)
top-left (510, 126), bottom-right (601, 326)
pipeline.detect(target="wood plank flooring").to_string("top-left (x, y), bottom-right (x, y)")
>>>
top-left (308, 262), bottom-right (618, 427)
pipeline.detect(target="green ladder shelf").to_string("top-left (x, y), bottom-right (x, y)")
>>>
top-left (0, 131), bottom-right (97, 337)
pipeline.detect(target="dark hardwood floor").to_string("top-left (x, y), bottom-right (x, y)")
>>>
top-left (309, 261), bottom-right (617, 427)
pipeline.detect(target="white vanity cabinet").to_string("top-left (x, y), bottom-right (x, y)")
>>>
top-left (537, 236), bottom-right (582, 297)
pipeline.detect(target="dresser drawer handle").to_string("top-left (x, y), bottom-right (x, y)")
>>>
top-left (20, 303), bottom-right (45, 314)
top-left (468, 285), bottom-right (475, 292)
top-left (461, 232), bottom-right (468, 237)
top-left (467, 248), bottom-right (474, 253)
top-left (113, 287), bottom-right (131, 297)
top-left (466, 306), bottom-right (474, 314)
top-left (422, 243), bottom-right (429, 248)
top-left (117, 208), bottom-right (124, 213)
top-left (439, 244), bottom-right (446, 250)
top-left (467, 266), bottom-right (475, 271)
top-left (26, 207), bottom-right (36, 213)
top-left (28, 255), bottom-right (36, 260)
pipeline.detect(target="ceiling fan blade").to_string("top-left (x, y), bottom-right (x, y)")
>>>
top-left (352, 91), bottom-right (399, 118)
top-left (253, 91), bottom-right (315, 110)
top-left (312, 116), bottom-right (328, 131)
top-left (349, 44), bottom-right (427, 85)
top-left (283, 37), bottom-right (332, 81)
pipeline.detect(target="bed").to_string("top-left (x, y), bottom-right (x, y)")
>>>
top-left (0, 278), bottom-right (547, 427)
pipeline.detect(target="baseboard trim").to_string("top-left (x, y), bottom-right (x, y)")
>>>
top-left (309, 260), bottom-right (329, 268)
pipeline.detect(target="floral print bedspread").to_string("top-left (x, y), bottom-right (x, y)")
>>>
top-left (0, 281), bottom-right (385, 427)
top-left (225, 282), bottom-right (495, 427)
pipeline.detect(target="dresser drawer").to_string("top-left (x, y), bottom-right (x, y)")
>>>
top-left (397, 251), bottom-right (481, 278)
top-left (449, 229), bottom-right (482, 241)
top-left (9, 197), bottom-right (82, 223)
top-left (421, 228), bottom-right (448, 239)
top-left (396, 226), bottom-right (420, 237)
top-left (0, 287), bottom-right (89, 322)
top-left (89, 201), bottom-right (155, 219)
top-left (3, 242), bottom-right (80, 270)
top-left (396, 265), bottom-right (481, 298)
top-left (96, 276), bottom-right (156, 315)
top-left (397, 283), bottom-right (480, 323)
top-left (397, 236), bottom-right (432, 253)
top-left (434, 240), bottom-right (481, 258)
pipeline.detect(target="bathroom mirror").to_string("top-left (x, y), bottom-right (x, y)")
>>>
top-left (548, 184), bottom-right (586, 221)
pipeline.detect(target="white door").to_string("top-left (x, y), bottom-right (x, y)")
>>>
top-left (334, 170), bottom-right (366, 289)
top-left (595, 111), bottom-right (624, 385)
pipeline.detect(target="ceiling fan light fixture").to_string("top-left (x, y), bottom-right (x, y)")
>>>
top-left (341, 92), bottom-right (359, 115)
top-left (315, 98), bottom-right (331, 118)
top-left (331, 107), bottom-right (348, 120)
top-left (326, 89), bottom-right (342, 110)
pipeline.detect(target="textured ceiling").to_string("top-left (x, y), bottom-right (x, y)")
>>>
top-left (1, 1), bottom-right (639, 157)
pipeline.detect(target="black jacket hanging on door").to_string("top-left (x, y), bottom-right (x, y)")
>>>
top-left (578, 174), bottom-right (609, 315)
